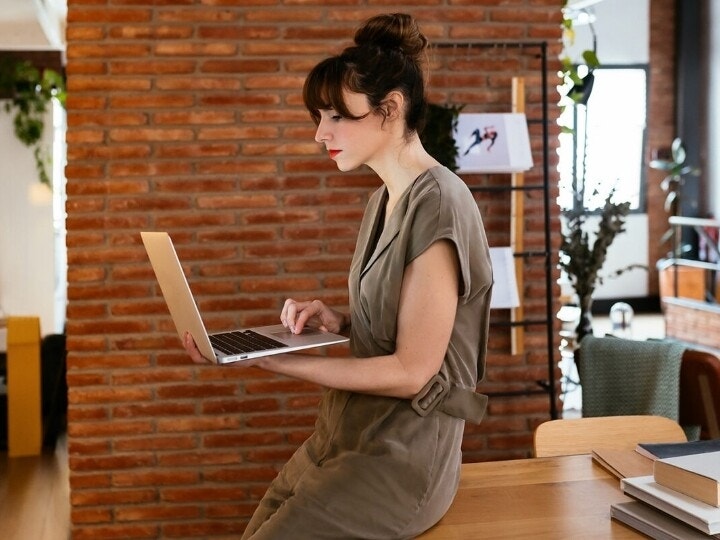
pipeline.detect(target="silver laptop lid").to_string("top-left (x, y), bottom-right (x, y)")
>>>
top-left (141, 231), bottom-right (219, 362)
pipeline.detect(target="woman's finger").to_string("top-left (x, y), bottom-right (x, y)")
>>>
top-left (282, 298), bottom-right (304, 329)
top-left (183, 331), bottom-right (210, 364)
top-left (280, 298), bottom-right (294, 326)
top-left (293, 299), bottom-right (325, 334)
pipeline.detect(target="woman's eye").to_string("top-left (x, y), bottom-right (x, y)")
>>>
top-left (331, 115), bottom-right (342, 121)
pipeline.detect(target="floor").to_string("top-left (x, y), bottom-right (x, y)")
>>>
top-left (0, 435), bottom-right (70, 540)
top-left (560, 312), bottom-right (666, 418)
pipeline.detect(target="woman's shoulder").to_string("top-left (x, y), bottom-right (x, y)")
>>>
top-left (413, 166), bottom-right (475, 206)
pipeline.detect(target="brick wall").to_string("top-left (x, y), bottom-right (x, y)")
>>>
top-left (647, 0), bottom-right (678, 296)
top-left (64, 1), bottom-right (564, 537)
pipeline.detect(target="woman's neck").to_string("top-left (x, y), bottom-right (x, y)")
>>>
top-left (372, 134), bottom-right (440, 203)
top-left (369, 134), bottom-right (440, 225)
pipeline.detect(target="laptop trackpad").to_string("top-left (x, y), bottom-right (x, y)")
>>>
top-left (270, 328), bottom-right (322, 340)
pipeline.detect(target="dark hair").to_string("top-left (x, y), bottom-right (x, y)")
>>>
top-left (303, 13), bottom-right (428, 135)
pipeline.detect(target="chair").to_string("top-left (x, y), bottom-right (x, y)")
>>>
top-left (576, 335), bottom-right (685, 421)
top-left (679, 349), bottom-right (720, 440)
top-left (533, 415), bottom-right (687, 458)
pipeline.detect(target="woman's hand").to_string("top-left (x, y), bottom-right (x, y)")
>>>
top-left (281, 298), bottom-right (348, 335)
top-left (182, 331), bottom-right (213, 365)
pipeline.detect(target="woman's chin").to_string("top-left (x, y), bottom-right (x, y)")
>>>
top-left (334, 161), bottom-right (359, 172)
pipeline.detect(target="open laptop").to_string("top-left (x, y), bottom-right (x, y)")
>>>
top-left (141, 231), bottom-right (348, 364)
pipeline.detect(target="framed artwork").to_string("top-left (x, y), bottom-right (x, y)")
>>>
top-left (454, 113), bottom-right (533, 173)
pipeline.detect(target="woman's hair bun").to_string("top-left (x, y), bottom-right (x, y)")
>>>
top-left (354, 13), bottom-right (427, 58)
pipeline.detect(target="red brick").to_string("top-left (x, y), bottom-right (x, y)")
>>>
top-left (114, 435), bottom-right (198, 453)
top-left (72, 524), bottom-right (159, 540)
top-left (156, 416), bottom-right (241, 433)
top-left (157, 41), bottom-right (238, 55)
top-left (67, 8), bottom-right (152, 24)
top-left (108, 25), bottom-right (195, 40)
top-left (71, 508), bottom-right (113, 524)
top-left (116, 505), bottom-right (201, 522)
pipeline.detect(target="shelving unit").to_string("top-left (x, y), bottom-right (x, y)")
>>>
top-left (432, 40), bottom-right (558, 419)
top-left (662, 216), bottom-right (720, 301)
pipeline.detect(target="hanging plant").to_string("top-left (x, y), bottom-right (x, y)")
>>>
top-left (558, 2), bottom-right (601, 131)
top-left (0, 58), bottom-right (66, 187)
top-left (421, 103), bottom-right (464, 172)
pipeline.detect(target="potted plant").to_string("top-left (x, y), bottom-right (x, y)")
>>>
top-left (421, 103), bottom-right (463, 172)
top-left (0, 58), bottom-right (66, 187)
top-left (559, 189), bottom-right (643, 341)
top-left (649, 137), bottom-right (701, 254)
top-left (650, 137), bottom-right (703, 300)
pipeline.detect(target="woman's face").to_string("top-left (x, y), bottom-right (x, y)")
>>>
top-left (313, 90), bottom-right (392, 172)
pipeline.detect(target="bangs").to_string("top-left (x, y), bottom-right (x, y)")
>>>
top-left (302, 56), bottom-right (365, 125)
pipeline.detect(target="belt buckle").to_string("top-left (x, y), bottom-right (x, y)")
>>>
top-left (411, 374), bottom-right (450, 417)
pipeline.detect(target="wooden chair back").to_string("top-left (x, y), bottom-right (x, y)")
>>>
top-left (533, 415), bottom-right (687, 458)
top-left (680, 349), bottom-right (720, 439)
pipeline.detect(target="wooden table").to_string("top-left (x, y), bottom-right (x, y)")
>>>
top-left (417, 454), bottom-right (643, 539)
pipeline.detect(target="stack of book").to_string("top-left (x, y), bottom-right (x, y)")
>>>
top-left (614, 439), bottom-right (720, 539)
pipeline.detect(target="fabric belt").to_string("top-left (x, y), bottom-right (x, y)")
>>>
top-left (410, 374), bottom-right (488, 424)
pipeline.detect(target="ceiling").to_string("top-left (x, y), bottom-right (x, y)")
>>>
top-left (1, 0), bottom-right (66, 51)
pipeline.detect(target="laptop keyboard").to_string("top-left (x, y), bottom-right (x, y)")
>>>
top-left (209, 330), bottom-right (286, 355)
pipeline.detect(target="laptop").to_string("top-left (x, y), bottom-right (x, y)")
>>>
top-left (141, 231), bottom-right (348, 364)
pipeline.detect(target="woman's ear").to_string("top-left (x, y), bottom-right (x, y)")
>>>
top-left (382, 91), bottom-right (405, 121)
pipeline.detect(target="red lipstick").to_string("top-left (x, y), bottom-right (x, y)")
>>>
top-left (328, 150), bottom-right (341, 159)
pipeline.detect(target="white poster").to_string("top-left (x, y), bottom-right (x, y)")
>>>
top-left (455, 113), bottom-right (533, 173)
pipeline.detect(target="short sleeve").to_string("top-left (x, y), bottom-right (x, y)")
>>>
top-left (403, 169), bottom-right (490, 303)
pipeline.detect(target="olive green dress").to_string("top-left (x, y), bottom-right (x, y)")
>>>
top-left (242, 166), bottom-right (493, 539)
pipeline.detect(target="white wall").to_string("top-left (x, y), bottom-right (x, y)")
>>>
top-left (585, 213), bottom-right (649, 299)
top-left (563, 0), bottom-right (651, 300)
top-left (0, 102), bottom-right (64, 335)
top-left (566, 0), bottom-right (649, 64)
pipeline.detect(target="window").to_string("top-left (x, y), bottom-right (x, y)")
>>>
top-left (558, 65), bottom-right (648, 212)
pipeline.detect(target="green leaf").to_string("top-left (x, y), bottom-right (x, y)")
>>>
top-left (649, 159), bottom-right (674, 171)
top-left (670, 137), bottom-right (686, 163)
top-left (663, 190), bottom-right (678, 213)
top-left (581, 50), bottom-right (600, 69)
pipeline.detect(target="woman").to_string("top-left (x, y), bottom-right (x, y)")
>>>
top-left (184, 12), bottom-right (493, 539)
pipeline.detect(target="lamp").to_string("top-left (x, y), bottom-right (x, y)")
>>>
top-left (454, 113), bottom-right (533, 173)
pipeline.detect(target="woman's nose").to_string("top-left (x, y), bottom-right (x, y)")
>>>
top-left (315, 119), bottom-right (330, 143)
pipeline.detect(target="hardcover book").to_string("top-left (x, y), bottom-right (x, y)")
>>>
top-left (611, 501), bottom-right (720, 540)
top-left (636, 439), bottom-right (720, 460)
top-left (654, 451), bottom-right (720, 507)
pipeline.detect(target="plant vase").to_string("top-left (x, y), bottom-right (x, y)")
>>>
top-left (576, 294), bottom-right (594, 343)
